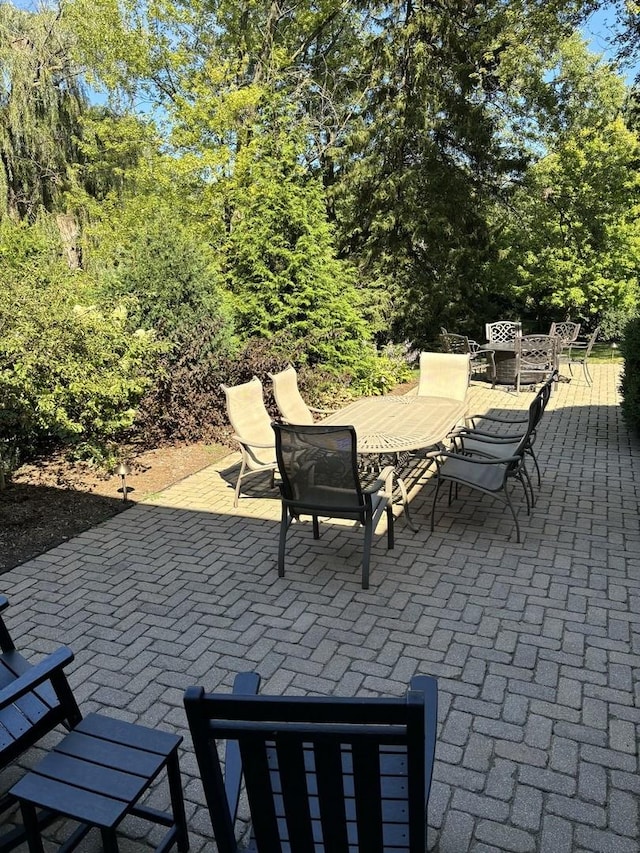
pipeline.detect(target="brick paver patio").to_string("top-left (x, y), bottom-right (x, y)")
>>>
top-left (2, 363), bottom-right (639, 852)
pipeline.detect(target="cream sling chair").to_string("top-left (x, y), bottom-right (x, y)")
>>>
top-left (418, 352), bottom-right (471, 402)
top-left (268, 364), bottom-right (335, 424)
top-left (220, 377), bottom-right (277, 507)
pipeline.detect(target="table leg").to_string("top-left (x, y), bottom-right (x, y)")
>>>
top-left (395, 477), bottom-right (417, 532)
top-left (166, 751), bottom-right (189, 852)
top-left (19, 802), bottom-right (45, 853)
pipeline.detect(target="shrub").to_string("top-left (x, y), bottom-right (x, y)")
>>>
top-left (0, 219), bottom-right (163, 464)
top-left (620, 316), bottom-right (640, 435)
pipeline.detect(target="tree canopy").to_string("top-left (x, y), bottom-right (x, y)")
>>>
top-left (1, 0), bottom-right (639, 463)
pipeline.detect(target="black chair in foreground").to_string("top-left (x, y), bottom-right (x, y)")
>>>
top-left (184, 671), bottom-right (438, 853)
top-left (0, 595), bottom-right (81, 852)
top-left (0, 596), bottom-right (188, 853)
top-left (272, 423), bottom-right (395, 589)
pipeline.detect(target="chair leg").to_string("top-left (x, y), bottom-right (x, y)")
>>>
top-left (521, 464), bottom-right (535, 509)
top-left (430, 479), bottom-right (443, 532)
top-left (386, 504), bottom-right (394, 550)
top-left (517, 471), bottom-right (532, 514)
top-left (503, 487), bottom-right (521, 543)
top-left (583, 360), bottom-right (593, 386)
top-left (234, 459), bottom-right (248, 507)
top-left (361, 517), bottom-right (374, 590)
top-left (527, 448), bottom-right (542, 489)
top-left (277, 506), bottom-right (290, 577)
top-left (312, 516), bottom-right (320, 539)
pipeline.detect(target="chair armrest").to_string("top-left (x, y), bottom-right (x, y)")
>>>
top-left (430, 450), bottom-right (523, 466)
top-left (0, 646), bottom-right (75, 711)
top-left (362, 466), bottom-right (395, 495)
top-left (309, 405), bottom-right (338, 415)
top-left (457, 427), bottom-right (524, 442)
top-left (466, 413), bottom-right (527, 428)
top-left (225, 672), bottom-right (261, 824)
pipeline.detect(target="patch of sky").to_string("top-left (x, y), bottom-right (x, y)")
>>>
top-left (582, 4), bottom-right (639, 84)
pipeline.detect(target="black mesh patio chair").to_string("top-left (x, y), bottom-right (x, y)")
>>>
top-left (514, 334), bottom-right (558, 393)
top-left (268, 365), bottom-right (335, 424)
top-left (461, 372), bottom-right (556, 490)
top-left (0, 595), bottom-right (81, 851)
top-left (559, 327), bottom-right (600, 386)
top-left (184, 670), bottom-right (438, 853)
top-left (428, 393), bottom-right (546, 542)
top-left (439, 332), bottom-right (496, 387)
top-left (272, 423), bottom-right (394, 589)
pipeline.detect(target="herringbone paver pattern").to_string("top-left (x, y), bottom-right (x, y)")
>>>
top-left (2, 364), bottom-right (639, 852)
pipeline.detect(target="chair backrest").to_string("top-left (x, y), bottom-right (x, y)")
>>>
top-left (516, 334), bottom-right (557, 368)
top-left (273, 423), bottom-right (364, 513)
top-left (418, 352), bottom-right (470, 400)
top-left (268, 365), bottom-right (314, 425)
top-left (538, 370), bottom-right (557, 410)
top-left (439, 332), bottom-right (470, 355)
top-left (184, 676), bottom-right (437, 853)
top-left (549, 321), bottom-right (581, 346)
top-left (485, 321), bottom-right (522, 343)
top-left (221, 377), bottom-right (273, 446)
top-left (513, 392), bottom-right (547, 458)
top-left (583, 326), bottom-right (600, 355)
top-left (0, 596), bottom-right (81, 770)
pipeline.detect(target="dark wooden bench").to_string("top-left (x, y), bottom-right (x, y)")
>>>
top-left (0, 595), bottom-right (81, 852)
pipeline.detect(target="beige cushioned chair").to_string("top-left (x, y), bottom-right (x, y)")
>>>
top-left (418, 352), bottom-right (470, 402)
top-left (268, 364), bottom-right (335, 424)
top-left (220, 377), bottom-right (277, 506)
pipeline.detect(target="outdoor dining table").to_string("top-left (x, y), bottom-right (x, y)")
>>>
top-left (321, 394), bottom-right (467, 529)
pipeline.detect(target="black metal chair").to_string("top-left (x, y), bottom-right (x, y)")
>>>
top-left (184, 670), bottom-right (438, 853)
top-left (458, 372), bottom-right (556, 491)
top-left (272, 423), bottom-right (394, 589)
top-left (514, 334), bottom-right (558, 393)
top-left (559, 327), bottom-right (600, 386)
top-left (439, 331), bottom-right (496, 387)
top-left (0, 595), bottom-right (81, 852)
top-left (428, 393), bottom-right (546, 543)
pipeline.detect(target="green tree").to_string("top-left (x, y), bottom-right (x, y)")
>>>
top-left (491, 117), bottom-right (640, 323)
top-left (0, 2), bottom-right (87, 220)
